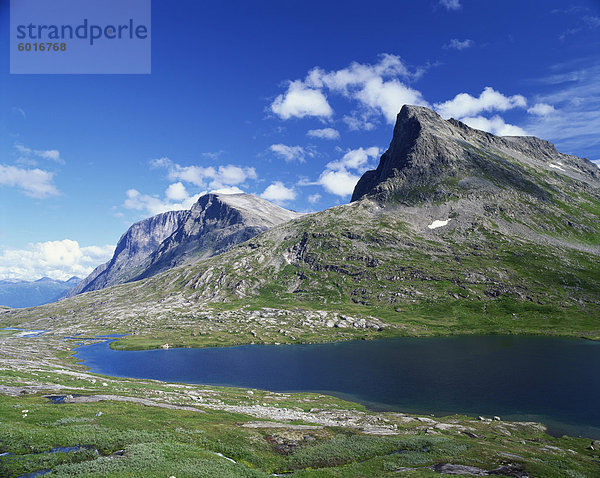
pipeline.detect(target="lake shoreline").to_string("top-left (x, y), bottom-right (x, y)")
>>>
top-left (75, 334), bottom-right (600, 440)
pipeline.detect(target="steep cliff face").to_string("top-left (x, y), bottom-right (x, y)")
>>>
top-left (68, 194), bottom-right (302, 296)
top-left (134, 193), bottom-right (303, 279)
top-left (67, 210), bottom-right (185, 297)
top-left (351, 105), bottom-right (599, 203)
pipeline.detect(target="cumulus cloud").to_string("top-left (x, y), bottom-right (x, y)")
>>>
top-left (318, 169), bottom-right (361, 197)
top-left (260, 181), bottom-right (297, 204)
top-left (433, 87), bottom-right (530, 136)
top-left (269, 144), bottom-right (310, 162)
top-left (151, 157), bottom-right (257, 190)
top-left (271, 80), bottom-right (333, 119)
top-left (210, 186), bottom-right (244, 195)
top-left (271, 54), bottom-right (428, 128)
top-left (307, 128), bottom-right (340, 140)
top-left (444, 38), bottom-right (473, 50)
top-left (325, 147), bottom-right (380, 171)
top-left (435, 87), bottom-right (527, 119)
top-left (460, 115), bottom-right (528, 136)
top-left (527, 103), bottom-right (555, 116)
top-left (123, 186), bottom-right (203, 217)
top-left (0, 164), bottom-right (60, 198)
top-left (440, 0), bottom-right (461, 10)
top-left (0, 240), bottom-right (114, 281)
top-left (314, 147), bottom-right (380, 197)
top-left (164, 182), bottom-right (188, 201)
top-left (15, 143), bottom-right (64, 165)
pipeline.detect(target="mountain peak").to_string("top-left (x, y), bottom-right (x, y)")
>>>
top-left (351, 105), bottom-right (599, 203)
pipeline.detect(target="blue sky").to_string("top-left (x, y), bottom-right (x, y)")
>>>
top-left (1, 0), bottom-right (599, 280)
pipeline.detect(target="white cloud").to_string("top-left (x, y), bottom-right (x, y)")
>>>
top-left (460, 115), bottom-right (528, 136)
top-left (527, 103), bottom-right (555, 116)
top-left (214, 164), bottom-right (257, 187)
top-left (165, 182), bottom-right (188, 201)
top-left (307, 128), bottom-right (340, 140)
top-left (444, 38), bottom-right (472, 50)
top-left (260, 181), bottom-right (297, 204)
top-left (151, 157), bottom-right (257, 190)
top-left (123, 186), bottom-right (203, 217)
top-left (271, 80), bottom-right (333, 120)
top-left (272, 54), bottom-right (428, 127)
top-left (440, 0), bottom-right (461, 10)
top-left (313, 147), bottom-right (380, 198)
top-left (15, 143), bottom-right (64, 165)
top-left (269, 144), bottom-right (310, 163)
top-left (435, 87), bottom-right (527, 119)
top-left (210, 186), bottom-right (244, 195)
top-left (0, 240), bottom-right (114, 281)
top-left (0, 164), bottom-right (60, 198)
top-left (326, 147), bottom-right (380, 171)
top-left (318, 169), bottom-right (361, 197)
top-left (308, 193), bottom-right (321, 204)
top-left (354, 77), bottom-right (427, 123)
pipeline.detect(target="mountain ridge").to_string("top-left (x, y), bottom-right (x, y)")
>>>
top-left (4, 105), bottom-right (599, 347)
top-left (68, 193), bottom-right (302, 297)
top-left (0, 276), bottom-right (81, 308)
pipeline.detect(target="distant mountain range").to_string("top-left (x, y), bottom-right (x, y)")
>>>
top-left (5, 105), bottom-right (599, 343)
top-left (0, 276), bottom-right (80, 308)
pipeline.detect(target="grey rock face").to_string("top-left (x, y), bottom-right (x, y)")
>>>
top-left (351, 105), bottom-right (599, 203)
top-left (69, 193), bottom-right (301, 296)
top-left (67, 210), bottom-right (185, 297)
top-left (134, 193), bottom-right (302, 280)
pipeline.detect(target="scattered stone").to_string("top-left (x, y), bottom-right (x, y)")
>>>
top-left (498, 452), bottom-right (524, 460)
top-left (240, 421), bottom-right (323, 430)
top-left (431, 463), bottom-right (489, 475)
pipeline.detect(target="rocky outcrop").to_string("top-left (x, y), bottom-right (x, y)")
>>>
top-left (134, 193), bottom-right (302, 280)
top-left (67, 210), bottom-right (185, 297)
top-left (351, 105), bottom-right (599, 203)
top-left (69, 194), bottom-right (302, 296)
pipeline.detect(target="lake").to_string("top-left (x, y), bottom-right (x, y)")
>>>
top-left (74, 335), bottom-right (600, 439)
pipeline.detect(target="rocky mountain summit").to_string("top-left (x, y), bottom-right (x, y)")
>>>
top-left (6, 105), bottom-right (600, 345)
top-left (352, 105), bottom-right (598, 203)
top-left (69, 193), bottom-right (301, 297)
top-left (135, 193), bottom-right (303, 280)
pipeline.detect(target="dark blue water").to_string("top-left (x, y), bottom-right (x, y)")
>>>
top-left (75, 335), bottom-right (600, 439)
